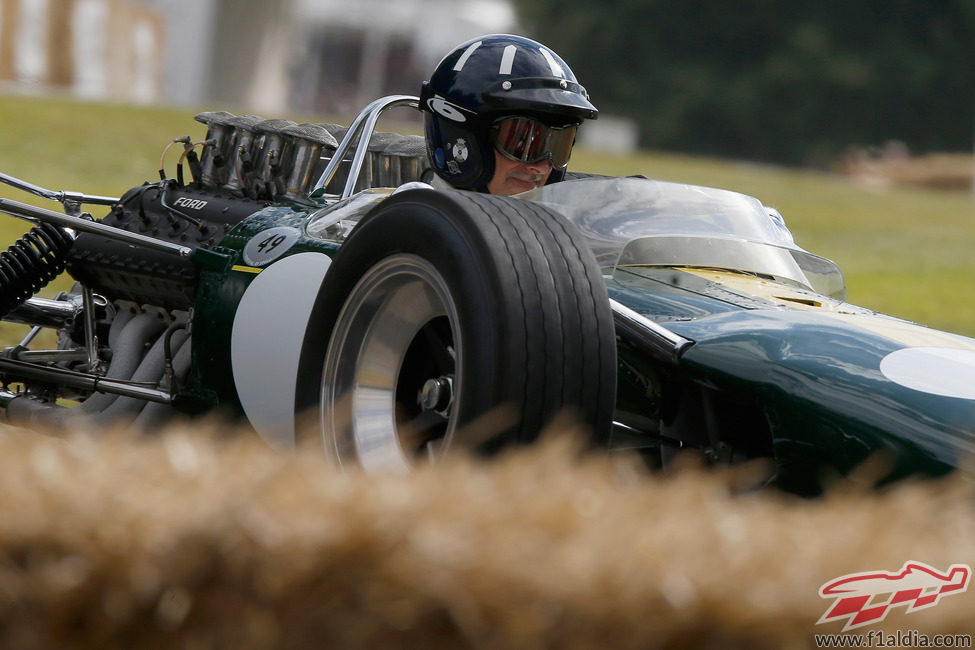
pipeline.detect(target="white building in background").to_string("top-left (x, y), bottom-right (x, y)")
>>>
top-left (1, 0), bottom-right (635, 152)
top-left (287, 0), bottom-right (517, 115)
top-left (153, 0), bottom-right (516, 116)
top-left (1, 0), bottom-right (516, 114)
top-left (0, 0), bottom-right (165, 103)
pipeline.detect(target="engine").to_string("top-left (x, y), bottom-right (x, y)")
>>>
top-left (66, 113), bottom-right (428, 312)
top-left (0, 111), bottom-right (429, 431)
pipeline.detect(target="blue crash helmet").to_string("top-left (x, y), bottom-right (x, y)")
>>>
top-left (419, 34), bottom-right (598, 191)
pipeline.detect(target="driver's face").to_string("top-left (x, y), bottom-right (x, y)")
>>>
top-left (487, 150), bottom-right (552, 196)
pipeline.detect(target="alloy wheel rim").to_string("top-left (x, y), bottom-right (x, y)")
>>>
top-left (321, 254), bottom-right (462, 470)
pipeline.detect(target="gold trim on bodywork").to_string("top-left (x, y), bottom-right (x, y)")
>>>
top-left (682, 268), bottom-right (975, 351)
top-left (680, 268), bottom-right (839, 311)
top-left (231, 265), bottom-right (263, 274)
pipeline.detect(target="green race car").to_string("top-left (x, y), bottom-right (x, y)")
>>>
top-left (2, 95), bottom-right (973, 495)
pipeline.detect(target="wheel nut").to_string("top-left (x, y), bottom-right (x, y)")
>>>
top-left (419, 377), bottom-right (452, 412)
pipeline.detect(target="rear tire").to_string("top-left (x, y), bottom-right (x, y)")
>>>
top-left (296, 188), bottom-right (616, 469)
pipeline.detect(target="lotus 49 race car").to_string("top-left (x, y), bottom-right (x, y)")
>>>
top-left (2, 95), bottom-right (974, 495)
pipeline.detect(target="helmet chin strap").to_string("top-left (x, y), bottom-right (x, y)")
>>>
top-left (477, 145), bottom-right (497, 192)
top-left (546, 168), bottom-right (566, 185)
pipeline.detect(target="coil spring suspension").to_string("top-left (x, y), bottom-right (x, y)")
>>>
top-left (0, 222), bottom-right (74, 318)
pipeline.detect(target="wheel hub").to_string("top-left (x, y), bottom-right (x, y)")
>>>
top-left (419, 376), bottom-right (453, 413)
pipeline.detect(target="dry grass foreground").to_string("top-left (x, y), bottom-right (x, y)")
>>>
top-left (1, 422), bottom-right (974, 649)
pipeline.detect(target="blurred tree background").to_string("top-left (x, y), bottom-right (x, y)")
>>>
top-left (512, 0), bottom-right (975, 166)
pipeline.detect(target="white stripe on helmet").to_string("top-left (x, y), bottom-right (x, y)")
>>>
top-left (453, 40), bottom-right (482, 71)
top-left (499, 44), bottom-right (516, 75)
top-left (538, 47), bottom-right (565, 77)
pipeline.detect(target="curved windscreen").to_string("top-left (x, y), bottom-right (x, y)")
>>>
top-left (517, 177), bottom-right (845, 298)
top-left (305, 188), bottom-right (391, 241)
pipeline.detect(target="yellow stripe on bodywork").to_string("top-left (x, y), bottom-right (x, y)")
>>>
top-left (232, 265), bottom-right (263, 274)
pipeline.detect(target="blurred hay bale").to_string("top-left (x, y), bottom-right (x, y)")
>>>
top-left (0, 422), bottom-right (973, 649)
top-left (886, 153), bottom-right (975, 192)
top-left (841, 143), bottom-right (974, 192)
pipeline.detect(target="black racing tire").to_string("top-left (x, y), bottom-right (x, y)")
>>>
top-left (295, 188), bottom-right (616, 469)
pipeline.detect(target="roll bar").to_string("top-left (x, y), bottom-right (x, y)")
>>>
top-left (312, 95), bottom-right (420, 199)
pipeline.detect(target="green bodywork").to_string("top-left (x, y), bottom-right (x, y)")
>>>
top-left (182, 186), bottom-right (975, 495)
top-left (609, 265), bottom-right (975, 493)
top-left (188, 203), bottom-right (339, 412)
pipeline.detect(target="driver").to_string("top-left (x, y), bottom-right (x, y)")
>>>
top-left (419, 34), bottom-right (598, 196)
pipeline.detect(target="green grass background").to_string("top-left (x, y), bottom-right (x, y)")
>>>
top-left (3, 93), bottom-right (974, 339)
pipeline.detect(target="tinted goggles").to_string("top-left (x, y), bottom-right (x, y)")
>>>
top-left (491, 116), bottom-right (579, 169)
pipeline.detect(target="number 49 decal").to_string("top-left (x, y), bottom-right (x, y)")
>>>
top-left (242, 226), bottom-right (301, 267)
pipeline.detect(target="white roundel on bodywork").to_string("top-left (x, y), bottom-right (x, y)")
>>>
top-left (231, 252), bottom-right (331, 450)
top-left (880, 347), bottom-right (975, 400)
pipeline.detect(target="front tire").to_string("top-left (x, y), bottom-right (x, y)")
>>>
top-left (296, 188), bottom-right (616, 469)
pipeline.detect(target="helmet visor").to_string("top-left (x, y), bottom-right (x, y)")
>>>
top-left (491, 116), bottom-right (578, 169)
